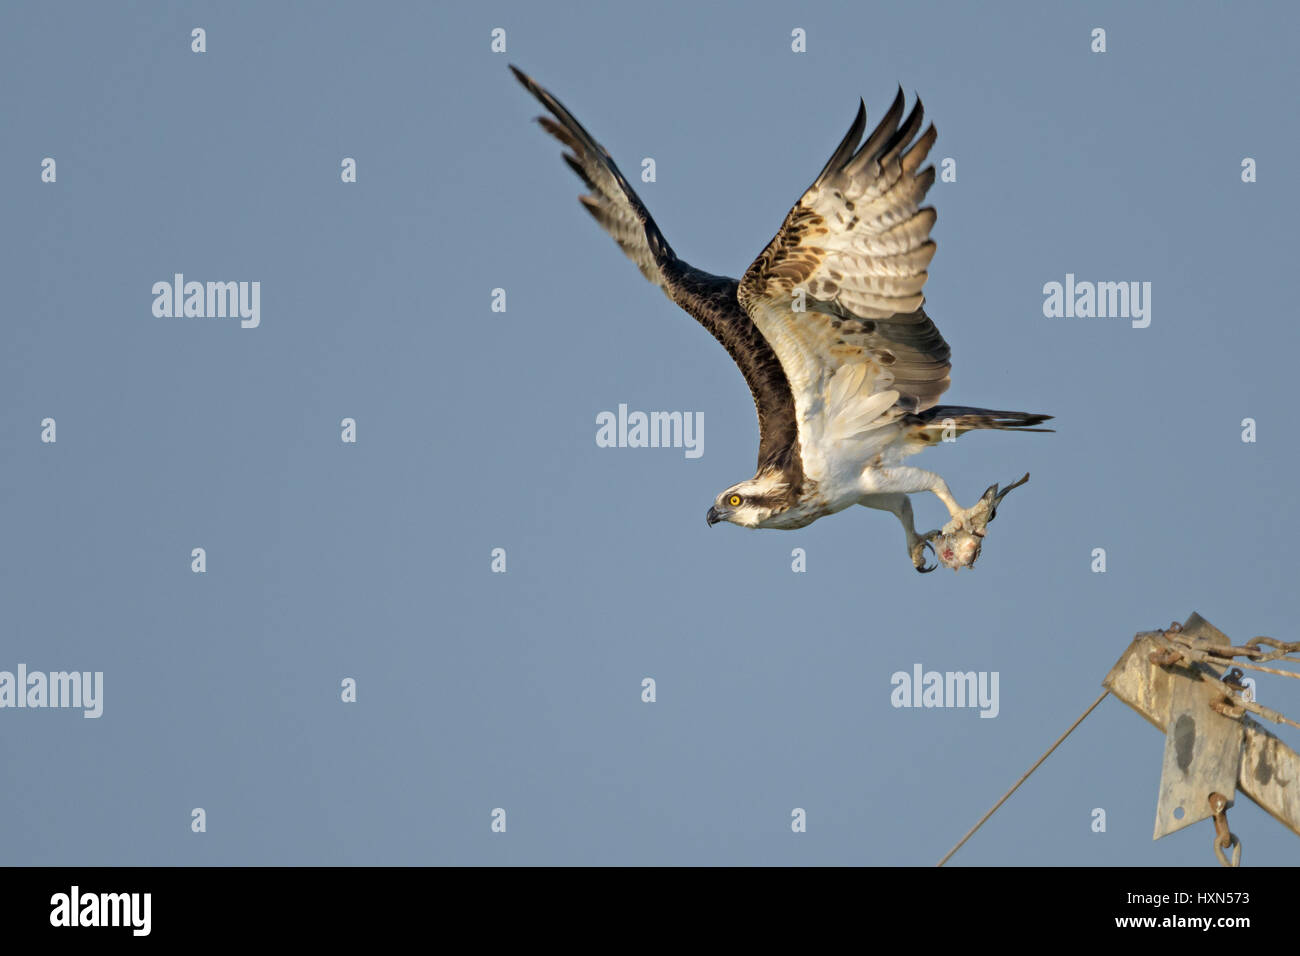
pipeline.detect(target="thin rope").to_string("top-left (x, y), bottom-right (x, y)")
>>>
top-left (1228, 659), bottom-right (1300, 681)
top-left (937, 689), bottom-right (1110, 867)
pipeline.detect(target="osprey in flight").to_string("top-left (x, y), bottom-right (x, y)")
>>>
top-left (512, 67), bottom-right (1051, 571)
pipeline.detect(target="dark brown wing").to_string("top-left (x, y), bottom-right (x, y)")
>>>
top-left (511, 65), bottom-right (678, 294)
top-left (512, 66), bottom-right (802, 479)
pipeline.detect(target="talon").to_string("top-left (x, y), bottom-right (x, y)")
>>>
top-left (911, 532), bottom-right (940, 573)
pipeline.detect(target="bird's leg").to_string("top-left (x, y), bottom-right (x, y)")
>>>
top-left (943, 472), bottom-right (1031, 539)
top-left (859, 493), bottom-right (942, 573)
top-left (860, 468), bottom-right (1032, 572)
top-left (859, 466), bottom-right (965, 524)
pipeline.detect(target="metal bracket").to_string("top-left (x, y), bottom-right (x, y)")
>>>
top-left (1103, 612), bottom-right (1300, 840)
top-left (1152, 648), bottom-right (1243, 839)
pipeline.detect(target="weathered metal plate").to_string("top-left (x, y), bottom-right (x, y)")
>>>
top-left (1104, 614), bottom-right (1300, 838)
top-left (1152, 662), bottom-right (1244, 839)
top-left (1240, 725), bottom-right (1300, 838)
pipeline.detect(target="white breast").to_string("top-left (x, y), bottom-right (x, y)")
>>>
top-left (793, 368), bottom-right (903, 498)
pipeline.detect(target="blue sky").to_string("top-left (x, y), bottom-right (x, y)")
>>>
top-left (1, 0), bottom-right (1296, 865)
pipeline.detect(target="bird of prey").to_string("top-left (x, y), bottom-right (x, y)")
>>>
top-left (512, 67), bottom-right (1051, 571)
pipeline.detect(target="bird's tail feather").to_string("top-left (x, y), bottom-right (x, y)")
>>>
top-left (914, 405), bottom-right (1055, 434)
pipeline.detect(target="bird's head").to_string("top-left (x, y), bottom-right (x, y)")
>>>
top-left (706, 472), bottom-right (792, 529)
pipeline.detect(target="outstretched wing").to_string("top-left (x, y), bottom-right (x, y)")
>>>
top-left (738, 91), bottom-right (950, 442)
top-left (511, 65), bottom-right (678, 295)
top-left (512, 66), bottom-right (803, 478)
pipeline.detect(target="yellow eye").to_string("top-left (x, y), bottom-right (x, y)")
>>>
top-left (728, 494), bottom-right (742, 507)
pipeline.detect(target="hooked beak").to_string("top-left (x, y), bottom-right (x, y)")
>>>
top-left (706, 505), bottom-right (722, 527)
